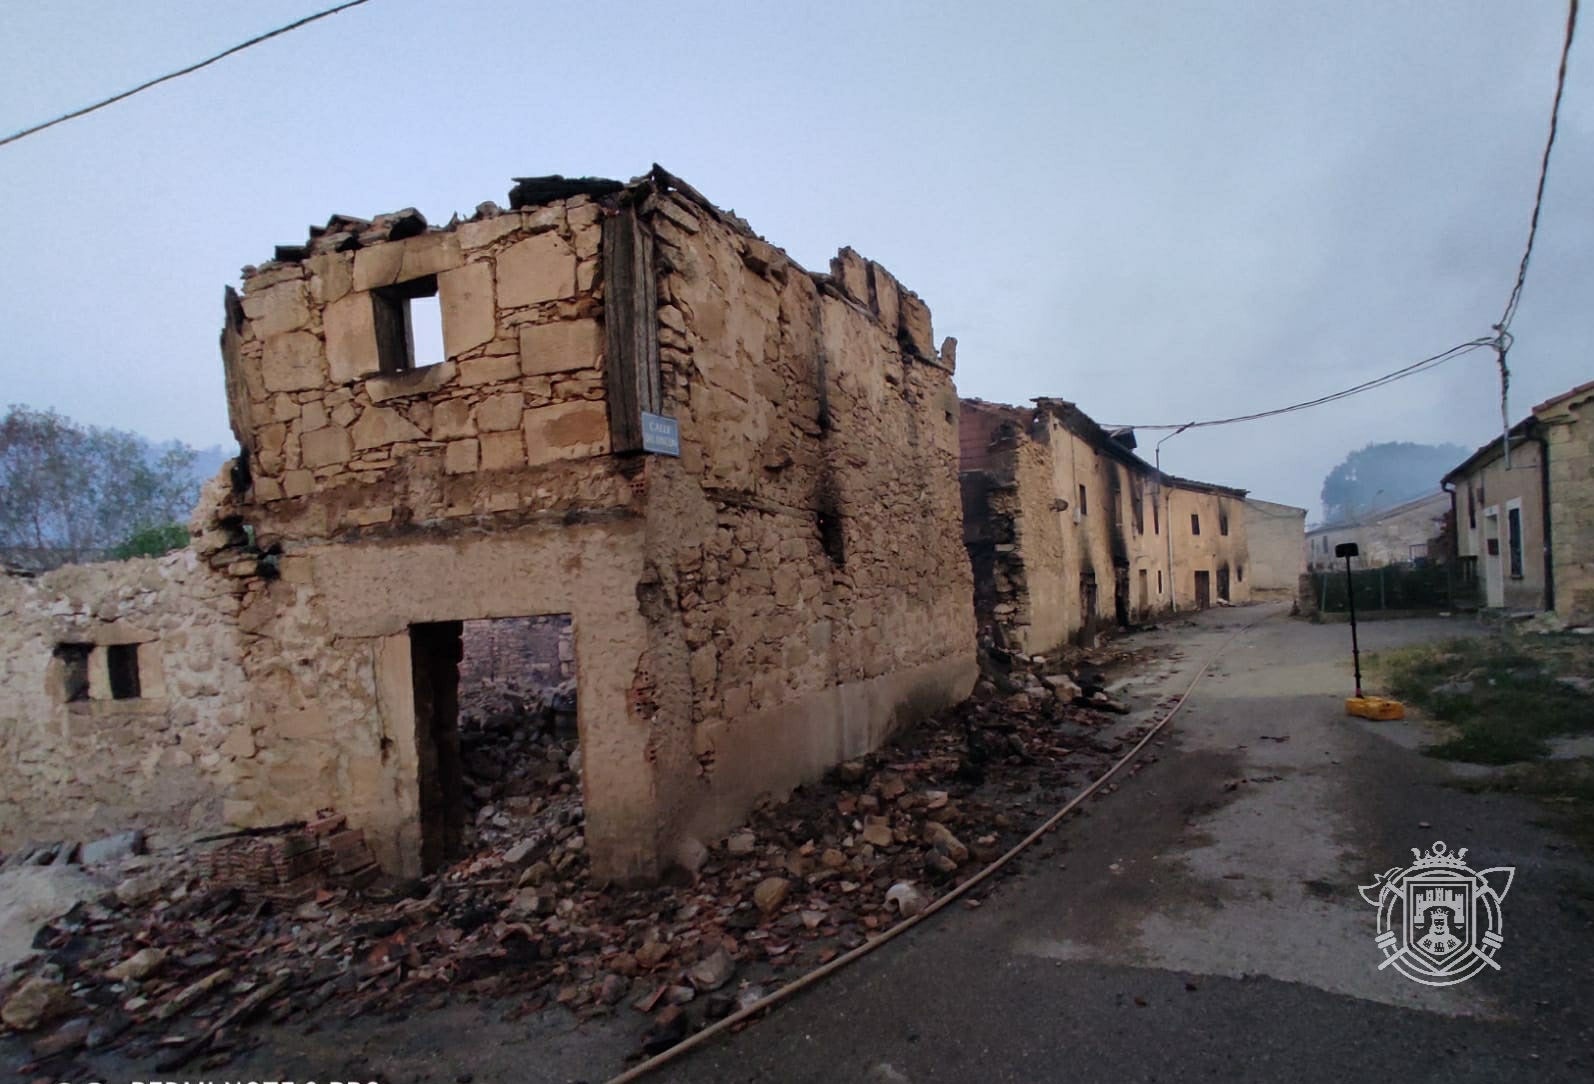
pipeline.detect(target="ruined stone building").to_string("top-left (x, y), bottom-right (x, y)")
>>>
top-left (1, 169), bottom-right (976, 882)
top-left (958, 398), bottom-right (1250, 654)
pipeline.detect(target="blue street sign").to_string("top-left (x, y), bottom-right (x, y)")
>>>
top-left (640, 412), bottom-right (680, 457)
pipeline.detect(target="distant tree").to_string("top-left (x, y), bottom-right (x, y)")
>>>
top-left (1320, 441), bottom-right (1469, 524)
top-left (0, 405), bottom-right (201, 571)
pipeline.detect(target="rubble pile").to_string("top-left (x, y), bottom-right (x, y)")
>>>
top-left (458, 680), bottom-right (581, 850)
top-left (1, 646), bottom-right (1156, 1075)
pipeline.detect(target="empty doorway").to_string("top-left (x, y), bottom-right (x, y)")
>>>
top-left (410, 614), bottom-right (579, 872)
top-left (1194, 570), bottom-right (1212, 609)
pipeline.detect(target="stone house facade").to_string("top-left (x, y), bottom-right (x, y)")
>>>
top-left (0, 548), bottom-right (248, 841)
top-left (1, 169), bottom-right (976, 882)
top-left (1242, 498), bottom-right (1308, 598)
top-left (1443, 378), bottom-right (1594, 620)
top-left (958, 398), bottom-right (1250, 654)
top-left (1305, 491), bottom-right (1450, 572)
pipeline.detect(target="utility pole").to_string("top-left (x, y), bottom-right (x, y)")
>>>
top-left (1155, 423), bottom-right (1194, 612)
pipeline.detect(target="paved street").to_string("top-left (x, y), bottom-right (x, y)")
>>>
top-left (655, 605), bottom-right (1594, 1083)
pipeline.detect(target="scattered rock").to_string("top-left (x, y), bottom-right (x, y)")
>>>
top-left (114, 873), bottom-right (163, 907)
top-left (78, 830), bottom-right (147, 867)
top-left (596, 973), bottom-right (629, 1006)
top-left (636, 940), bottom-right (671, 969)
top-left (640, 1004), bottom-right (687, 1055)
top-left (726, 830), bottom-right (757, 856)
top-left (32, 1016), bottom-right (90, 1057)
top-left (836, 760), bottom-right (867, 784)
top-left (501, 837), bottom-right (545, 866)
top-left (923, 822), bottom-right (969, 865)
top-left (106, 947), bottom-right (167, 982)
top-left (753, 877), bottom-right (791, 915)
top-left (516, 861), bottom-right (553, 887)
top-left (885, 882), bottom-right (928, 918)
top-left (860, 820), bottom-right (894, 848)
top-left (688, 947), bottom-right (736, 992)
top-left (1, 976), bottom-right (76, 1030)
top-left (1043, 674), bottom-right (1083, 701)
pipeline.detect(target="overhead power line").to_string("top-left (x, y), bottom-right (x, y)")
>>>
top-left (1497, 0), bottom-right (1580, 335)
top-left (0, 0), bottom-right (372, 149)
top-left (1107, 338), bottom-right (1498, 433)
top-left (1490, 0), bottom-right (1579, 468)
top-left (1110, 0), bottom-right (1578, 442)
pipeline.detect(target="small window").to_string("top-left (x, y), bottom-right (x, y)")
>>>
top-left (1507, 507), bottom-right (1524, 579)
top-left (1152, 497), bottom-right (1160, 535)
top-left (55, 644), bottom-right (91, 703)
top-left (1467, 485), bottom-right (1477, 529)
top-left (1237, 564), bottom-right (1245, 582)
top-left (1191, 513), bottom-right (1201, 536)
top-left (1078, 484), bottom-right (1088, 516)
top-left (372, 276), bottom-right (443, 374)
top-left (107, 644), bottom-right (141, 700)
top-left (1157, 570), bottom-right (1164, 594)
top-left (1219, 504), bottom-right (1230, 536)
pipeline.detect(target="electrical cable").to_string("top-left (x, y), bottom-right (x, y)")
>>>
top-left (1105, 338), bottom-right (1496, 433)
top-left (1109, 0), bottom-right (1577, 442)
top-left (0, 1), bottom-right (372, 149)
top-left (604, 608), bottom-right (1273, 1084)
top-left (1497, 0), bottom-right (1580, 336)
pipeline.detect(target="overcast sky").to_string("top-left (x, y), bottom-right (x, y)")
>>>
top-left (1, 0), bottom-right (1588, 520)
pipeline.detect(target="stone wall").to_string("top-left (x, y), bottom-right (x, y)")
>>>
top-left (211, 171), bottom-right (974, 881)
top-left (0, 543), bottom-right (247, 847)
top-left (958, 399), bottom-right (1245, 654)
top-left (1536, 382), bottom-right (1594, 621)
top-left (1305, 492), bottom-right (1449, 571)
top-left (638, 200), bottom-right (976, 846)
top-left (1243, 498), bottom-right (1308, 597)
top-left (1165, 482), bottom-right (1252, 608)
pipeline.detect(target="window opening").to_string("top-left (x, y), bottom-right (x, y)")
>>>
top-left (1507, 507), bottom-right (1524, 578)
top-left (1191, 513), bottom-right (1201, 536)
top-left (56, 643), bottom-right (91, 703)
top-left (107, 644), bottom-right (141, 700)
top-left (373, 275), bottom-right (442, 374)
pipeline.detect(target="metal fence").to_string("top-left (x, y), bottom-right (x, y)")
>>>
top-left (1310, 561), bottom-right (1480, 613)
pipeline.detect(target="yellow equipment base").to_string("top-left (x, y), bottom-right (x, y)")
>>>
top-left (1347, 696), bottom-right (1405, 720)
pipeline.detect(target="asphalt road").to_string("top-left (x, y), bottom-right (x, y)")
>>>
top-left (653, 605), bottom-right (1594, 1083)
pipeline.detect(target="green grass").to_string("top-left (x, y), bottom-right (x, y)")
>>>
top-left (1373, 633), bottom-right (1594, 764)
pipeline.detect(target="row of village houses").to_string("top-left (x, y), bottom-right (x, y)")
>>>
top-left (1305, 379), bottom-right (1594, 625)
